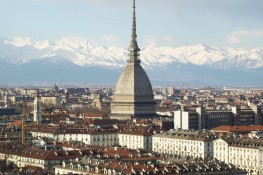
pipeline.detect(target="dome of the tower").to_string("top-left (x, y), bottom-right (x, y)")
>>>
top-left (113, 62), bottom-right (154, 102)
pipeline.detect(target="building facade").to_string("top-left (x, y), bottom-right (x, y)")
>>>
top-left (174, 106), bottom-right (262, 130)
top-left (152, 130), bottom-right (216, 159)
top-left (41, 96), bottom-right (62, 107)
top-left (213, 137), bottom-right (263, 175)
top-left (28, 125), bottom-right (154, 150)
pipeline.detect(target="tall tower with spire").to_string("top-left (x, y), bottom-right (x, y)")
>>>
top-left (128, 0), bottom-right (140, 63)
top-left (110, 0), bottom-right (156, 120)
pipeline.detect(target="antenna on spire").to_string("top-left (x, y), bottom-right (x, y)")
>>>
top-left (128, 0), bottom-right (140, 63)
top-left (131, 0), bottom-right (137, 44)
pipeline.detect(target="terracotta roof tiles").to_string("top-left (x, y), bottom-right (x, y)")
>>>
top-left (212, 125), bottom-right (263, 133)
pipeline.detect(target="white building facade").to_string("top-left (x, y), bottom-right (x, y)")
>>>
top-left (118, 133), bottom-right (152, 150)
top-left (28, 126), bottom-right (154, 150)
top-left (213, 138), bottom-right (263, 175)
top-left (152, 130), bottom-right (215, 159)
top-left (41, 96), bottom-right (62, 107)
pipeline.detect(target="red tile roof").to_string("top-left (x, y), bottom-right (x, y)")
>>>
top-left (10, 120), bottom-right (22, 127)
top-left (20, 147), bottom-right (88, 160)
top-left (84, 113), bottom-right (107, 118)
top-left (212, 125), bottom-right (263, 133)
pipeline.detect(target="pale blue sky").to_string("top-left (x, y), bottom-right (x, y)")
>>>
top-left (0, 0), bottom-right (263, 48)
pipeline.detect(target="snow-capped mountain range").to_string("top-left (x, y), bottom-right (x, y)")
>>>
top-left (1, 36), bottom-right (263, 69)
top-left (1, 36), bottom-right (263, 85)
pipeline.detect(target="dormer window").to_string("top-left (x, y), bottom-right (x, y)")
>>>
top-left (70, 163), bottom-right (73, 169)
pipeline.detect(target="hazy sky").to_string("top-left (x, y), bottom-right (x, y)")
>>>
top-left (0, 0), bottom-right (263, 48)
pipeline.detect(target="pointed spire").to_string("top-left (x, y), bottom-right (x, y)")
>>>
top-left (128, 0), bottom-right (140, 63)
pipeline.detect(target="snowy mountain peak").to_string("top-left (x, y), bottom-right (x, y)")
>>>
top-left (193, 43), bottom-right (210, 50)
top-left (4, 37), bottom-right (50, 49)
top-left (55, 37), bottom-right (93, 50)
top-left (1, 36), bottom-right (263, 70)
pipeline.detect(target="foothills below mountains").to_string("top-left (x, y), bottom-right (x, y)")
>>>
top-left (1, 37), bottom-right (263, 86)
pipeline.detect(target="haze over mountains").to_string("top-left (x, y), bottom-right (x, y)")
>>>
top-left (1, 37), bottom-right (263, 86)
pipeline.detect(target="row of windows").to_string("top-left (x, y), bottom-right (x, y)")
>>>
top-left (154, 144), bottom-right (206, 152)
top-left (230, 147), bottom-right (257, 153)
top-left (120, 138), bottom-right (143, 143)
top-left (154, 138), bottom-right (205, 146)
top-left (93, 138), bottom-right (117, 142)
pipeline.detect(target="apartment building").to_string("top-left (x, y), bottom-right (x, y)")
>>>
top-left (117, 126), bottom-right (154, 150)
top-left (0, 142), bottom-right (86, 174)
top-left (213, 137), bottom-right (263, 175)
top-left (27, 124), bottom-right (156, 150)
top-left (41, 96), bottom-right (62, 107)
top-left (174, 106), bottom-right (262, 130)
top-left (152, 130), bottom-right (217, 159)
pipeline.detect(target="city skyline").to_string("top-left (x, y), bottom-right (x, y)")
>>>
top-left (0, 0), bottom-right (263, 49)
top-left (1, 1), bottom-right (263, 174)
